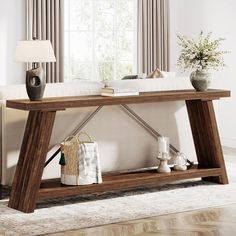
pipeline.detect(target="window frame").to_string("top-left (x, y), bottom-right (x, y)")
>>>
top-left (64, 0), bottom-right (137, 81)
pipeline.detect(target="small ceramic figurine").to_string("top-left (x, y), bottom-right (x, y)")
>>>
top-left (173, 152), bottom-right (187, 171)
top-left (156, 152), bottom-right (171, 173)
top-left (157, 136), bottom-right (171, 173)
top-left (147, 67), bottom-right (164, 78)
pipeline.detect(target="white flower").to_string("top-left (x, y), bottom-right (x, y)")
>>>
top-left (177, 31), bottom-right (229, 72)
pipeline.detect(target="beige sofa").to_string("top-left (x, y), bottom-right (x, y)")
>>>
top-left (0, 78), bottom-right (198, 186)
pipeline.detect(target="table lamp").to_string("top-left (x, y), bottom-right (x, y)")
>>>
top-left (14, 39), bottom-right (56, 101)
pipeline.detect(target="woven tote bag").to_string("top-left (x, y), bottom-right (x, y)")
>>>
top-left (60, 132), bottom-right (102, 185)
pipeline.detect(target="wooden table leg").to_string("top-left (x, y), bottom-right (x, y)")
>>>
top-left (186, 100), bottom-right (228, 184)
top-left (8, 110), bottom-right (56, 213)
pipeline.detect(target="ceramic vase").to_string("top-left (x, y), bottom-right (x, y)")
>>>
top-left (190, 69), bottom-right (211, 91)
top-left (26, 67), bottom-right (45, 101)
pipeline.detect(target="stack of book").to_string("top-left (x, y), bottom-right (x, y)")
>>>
top-left (101, 87), bottom-right (139, 97)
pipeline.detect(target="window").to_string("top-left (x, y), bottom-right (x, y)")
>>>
top-left (64, 0), bottom-right (137, 81)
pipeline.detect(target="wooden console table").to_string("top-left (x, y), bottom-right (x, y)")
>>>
top-left (6, 89), bottom-right (230, 213)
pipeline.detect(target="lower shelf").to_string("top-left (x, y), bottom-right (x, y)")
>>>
top-left (38, 165), bottom-right (222, 201)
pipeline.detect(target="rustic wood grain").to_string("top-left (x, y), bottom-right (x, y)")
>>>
top-left (38, 166), bottom-right (222, 200)
top-left (6, 89), bottom-right (230, 213)
top-left (186, 100), bottom-right (228, 184)
top-left (6, 89), bottom-right (230, 111)
top-left (8, 110), bottom-right (56, 213)
top-left (45, 204), bottom-right (236, 235)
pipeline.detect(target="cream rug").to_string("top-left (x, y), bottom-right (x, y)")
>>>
top-left (0, 155), bottom-right (236, 236)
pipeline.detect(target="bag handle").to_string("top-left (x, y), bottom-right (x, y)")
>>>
top-left (61, 135), bottom-right (78, 148)
top-left (76, 132), bottom-right (92, 143)
top-left (59, 135), bottom-right (78, 166)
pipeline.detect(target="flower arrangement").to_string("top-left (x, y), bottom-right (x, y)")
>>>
top-left (177, 31), bottom-right (228, 72)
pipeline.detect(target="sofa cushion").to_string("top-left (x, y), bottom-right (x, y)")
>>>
top-left (105, 77), bottom-right (192, 92)
top-left (0, 80), bottom-right (105, 100)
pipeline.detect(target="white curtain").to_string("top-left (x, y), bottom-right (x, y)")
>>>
top-left (137, 0), bottom-right (170, 74)
top-left (26, 0), bottom-right (64, 83)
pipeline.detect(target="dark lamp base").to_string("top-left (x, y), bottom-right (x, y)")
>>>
top-left (26, 67), bottom-right (46, 101)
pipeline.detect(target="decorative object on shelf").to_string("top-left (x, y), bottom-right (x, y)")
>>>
top-left (156, 136), bottom-right (171, 173)
top-left (59, 132), bottom-right (102, 186)
top-left (177, 31), bottom-right (229, 91)
top-left (59, 147), bottom-right (66, 166)
top-left (147, 67), bottom-right (164, 78)
top-left (190, 69), bottom-right (212, 92)
top-left (101, 86), bottom-right (139, 97)
top-left (14, 38), bottom-right (56, 101)
top-left (121, 75), bottom-right (138, 80)
top-left (173, 152), bottom-right (187, 171)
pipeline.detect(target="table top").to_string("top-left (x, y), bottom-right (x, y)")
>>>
top-left (6, 89), bottom-right (230, 111)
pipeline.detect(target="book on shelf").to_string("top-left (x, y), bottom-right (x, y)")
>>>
top-left (101, 87), bottom-right (138, 93)
top-left (101, 87), bottom-right (139, 97)
top-left (101, 91), bottom-right (139, 97)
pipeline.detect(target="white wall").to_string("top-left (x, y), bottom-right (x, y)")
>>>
top-left (169, 0), bottom-right (236, 147)
top-left (0, 0), bottom-right (25, 85)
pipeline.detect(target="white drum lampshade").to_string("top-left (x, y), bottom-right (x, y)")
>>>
top-left (14, 40), bottom-right (56, 101)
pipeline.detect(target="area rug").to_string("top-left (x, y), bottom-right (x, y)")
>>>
top-left (0, 155), bottom-right (236, 236)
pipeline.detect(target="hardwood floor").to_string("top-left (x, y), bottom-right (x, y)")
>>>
top-left (45, 204), bottom-right (236, 236)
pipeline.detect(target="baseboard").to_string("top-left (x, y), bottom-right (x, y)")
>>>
top-left (221, 136), bottom-right (236, 148)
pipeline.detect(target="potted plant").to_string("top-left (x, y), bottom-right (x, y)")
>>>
top-left (177, 31), bottom-right (228, 91)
